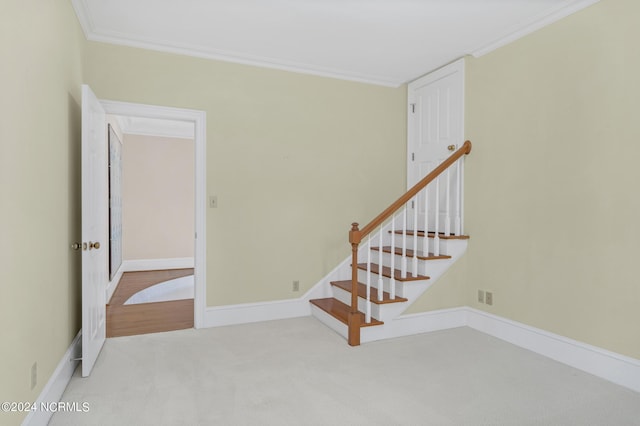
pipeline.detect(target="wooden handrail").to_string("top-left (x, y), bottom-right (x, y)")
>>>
top-left (349, 140), bottom-right (472, 245)
top-left (346, 140), bottom-right (471, 346)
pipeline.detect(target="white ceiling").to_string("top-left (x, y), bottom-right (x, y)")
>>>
top-left (72, 0), bottom-right (598, 87)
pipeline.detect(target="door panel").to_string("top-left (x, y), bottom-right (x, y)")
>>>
top-left (408, 60), bottom-right (464, 234)
top-left (81, 85), bottom-right (108, 377)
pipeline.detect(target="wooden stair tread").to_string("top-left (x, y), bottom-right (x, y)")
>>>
top-left (330, 280), bottom-right (408, 304)
top-left (310, 298), bottom-right (383, 327)
top-left (357, 263), bottom-right (430, 281)
top-left (391, 230), bottom-right (469, 240)
top-left (371, 246), bottom-right (451, 260)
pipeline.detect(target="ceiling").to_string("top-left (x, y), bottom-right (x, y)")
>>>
top-left (72, 0), bottom-right (598, 87)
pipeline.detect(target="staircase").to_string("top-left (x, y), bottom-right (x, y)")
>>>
top-left (310, 141), bottom-right (472, 345)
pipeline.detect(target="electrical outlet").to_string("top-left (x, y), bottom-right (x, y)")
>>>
top-left (31, 362), bottom-right (37, 390)
top-left (478, 290), bottom-right (485, 303)
top-left (292, 281), bottom-right (299, 292)
top-left (209, 196), bottom-right (218, 208)
top-left (485, 291), bottom-right (493, 306)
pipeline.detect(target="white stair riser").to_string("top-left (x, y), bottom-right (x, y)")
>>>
top-left (310, 304), bottom-right (348, 339)
top-left (369, 251), bottom-right (450, 275)
top-left (332, 285), bottom-right (383, 320)
top-left (387, 235), bottom-right (453, 256)
top-left (359, 271), bottom-right (408, 298)
top-left (357, 268), bottom-right (430, 290)
top-left (333, 284), bottom-right (422, 323)
top-left (309, 235), bottom-right (469, 344)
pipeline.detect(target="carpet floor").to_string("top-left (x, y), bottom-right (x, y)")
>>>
top-left (50, 317), bottom-right (640, 425)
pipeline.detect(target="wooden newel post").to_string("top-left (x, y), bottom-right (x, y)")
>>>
top-left (348, 223), bottom-right (362, 346)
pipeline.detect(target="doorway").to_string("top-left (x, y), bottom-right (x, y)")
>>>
top-left (105, 117), bottom-right (196, 336)
top-left (407, 59), bottom-right (465, 234)
top-left (100, 100), bottom-right (207, 329)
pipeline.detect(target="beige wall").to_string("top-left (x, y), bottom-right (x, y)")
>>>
top-left (0, 0), bottom-right (85, 423)
top-left (122, 134), bottom-right (195, 260)
top-left (411, 0), bottom-right (640, 359)
top-left (5, 3), bottom-right (636, 421)
top-left (83, 43), bottom-right (407, 306)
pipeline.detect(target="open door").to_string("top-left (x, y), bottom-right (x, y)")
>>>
top-left (81, 85), bottom-right (108, 377)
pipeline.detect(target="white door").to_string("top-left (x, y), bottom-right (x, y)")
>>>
top-left (407, 59), bottom-right (464, 234)
top-left (81, 85), bottom-right (108, 377)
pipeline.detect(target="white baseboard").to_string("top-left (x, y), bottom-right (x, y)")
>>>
top-left (22, 331), bottom-right (82, 426)
top-left (373, 307), bottom-right (640, 393)
top-left (204, 298), bottom-right (311, 328)
top-left (203, 256), bottom-right (344, 328)
top-left (373, 307), bottom-right (468, 340)
top-left (28, 308), bottom-right (639, 422)
top-left (121, 257), bottom-right (195, 272)
top-left (465, 308), bottom-right (640, 393)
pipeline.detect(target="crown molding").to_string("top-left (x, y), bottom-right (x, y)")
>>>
top-left (471, 0), bottom-right (600, 57)
top-left (72, 0), bottom-right (600, 87)
top-left (88, 30), bottom-right (402, 87)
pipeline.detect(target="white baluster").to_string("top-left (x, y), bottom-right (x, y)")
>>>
top-left (390, 213), bottom-right (396, 299)
top-left (454, 159), bottom-right (462, 236)
top-left (460, 158), bottom-right (465, 235)
top-left (433, 176), bottom-right (440, 256)
top-left (412, 196), bottom-right (418, 277)
top-left (366, 235), bottom-right (371, 323)
top-left (423, 185), bottom-right (429, 256)
top-left (445, 168), bottom-right (451, 236)
top-left (401, 206), bottom-right (407, 279)
top-left (378, 227), bottom-right (383, 302)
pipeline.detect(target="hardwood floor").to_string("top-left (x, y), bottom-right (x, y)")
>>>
top-left (106, 269), bottom-right (194, 337)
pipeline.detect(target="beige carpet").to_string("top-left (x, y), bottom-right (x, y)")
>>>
top-left (50, 317), bottom-right (640, 425)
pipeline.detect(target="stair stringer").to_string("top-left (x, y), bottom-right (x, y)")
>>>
top-left (309, 229), bottom-right (468, 343)
top-left (360, 238), bottom-right (467, 343)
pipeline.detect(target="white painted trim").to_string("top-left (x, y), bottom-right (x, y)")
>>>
top-left (72, 0), bottom-right (599, 88)
top-left (69, 0), bottom-right (399, 88)
top-left (115, 116), bottom-right (195, 140)
top-left (89, 32), bottom-right (401, 88)
top-left (471, 0), bottom-right (600, 57)
top-left (203, 255), bottom-right (345, 328)
top-left (361, 306), bottom-right (640, 392)
top-left (99, 100), bottom-right (206, 329)
top-left (381, 308), bottom-right (468, 339)
top-left (465, 308), bottom-right (640, 393)
top-left (105, 264), bottom-right (125, 304)
top-left (205, 299), bottom-right (312, 328)
top-left (121, 257), bottom-right (195, 272)
top-left (192, 112), bottom-right (207, 329)
top-left (22, 308), bottom-right (639, 425)
top-left (22, 332), bottom-right (82, 426)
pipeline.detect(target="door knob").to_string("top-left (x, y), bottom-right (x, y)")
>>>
top-left (71, 243), bottom-right (81, 250)
top-left (447, 145), bottom-right (456, 151)
top-left (89, 241), bottom-right (101, 250)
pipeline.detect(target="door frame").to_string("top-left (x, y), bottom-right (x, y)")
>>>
top-left (100, 99), bottom-right (207, 328)
top-left (407, 58), bottom-right (465, 189)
